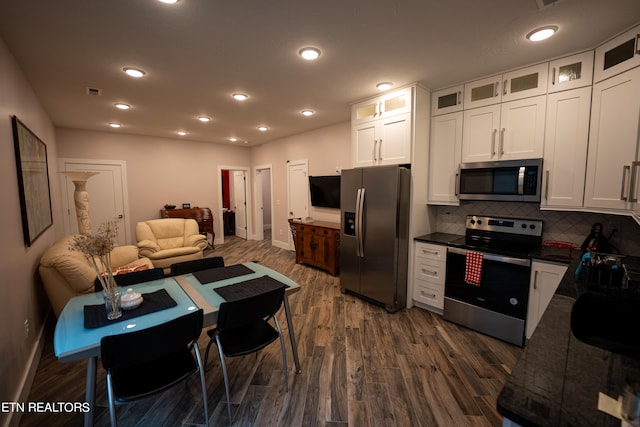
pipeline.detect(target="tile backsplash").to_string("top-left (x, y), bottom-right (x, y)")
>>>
top-left (434, 202), bottom-right (640, 256)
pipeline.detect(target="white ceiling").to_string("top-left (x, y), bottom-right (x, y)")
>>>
top-left (1, 0), bottom-right (639, 146)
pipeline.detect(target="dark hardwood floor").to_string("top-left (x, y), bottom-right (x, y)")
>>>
top-left (19, 235), bottom-right (522, 427)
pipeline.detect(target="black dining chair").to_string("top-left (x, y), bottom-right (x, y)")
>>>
top-left (170, 256), bottom-right (225, 276)
top-left (100, 309), bottom-right (208, 427)
top-left (94, 267), bottom-right (165, 292)
top-left (204, 286), bottom-right (288, 425)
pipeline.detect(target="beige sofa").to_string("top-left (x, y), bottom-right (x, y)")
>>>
top-left (135, 218), bottom-right (208, 274)
top-left (39, 235), bottom-right (154, 317)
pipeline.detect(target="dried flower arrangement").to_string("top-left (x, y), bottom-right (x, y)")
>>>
top-left (69, 221), bottom-right (119, 292)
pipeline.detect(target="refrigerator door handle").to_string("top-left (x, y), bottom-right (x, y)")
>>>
top-left (355, 188), bottom-right (361, 257)
top-left (356, 187), bottom-right (365, 257)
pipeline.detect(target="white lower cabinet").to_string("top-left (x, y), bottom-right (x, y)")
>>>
top-left (526, 260), bottom-right (568, 339)
top-left (413, 242), bottom-right (446, 313)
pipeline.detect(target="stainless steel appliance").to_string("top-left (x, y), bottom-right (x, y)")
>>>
top-left (458, 158), bottom-right (542, 202)
top-left (444, 215), bottom-right (543, 346)
top-left (340, 165), bottom-right (410, 312)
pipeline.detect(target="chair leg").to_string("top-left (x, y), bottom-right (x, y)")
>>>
top-left (204, 337), bottom-right (214, 371)
top-left (273, 316), bottom-right (288, 392)
top-left (106, 371), bottom-right (118, 427)
top-left (192, 342), bottom-right (209, 425)
top-left (216, 336), bottom-right (233, 426)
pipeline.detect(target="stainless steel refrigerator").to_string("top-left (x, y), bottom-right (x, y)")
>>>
top-left (340, 165), bottom-right (410, 312)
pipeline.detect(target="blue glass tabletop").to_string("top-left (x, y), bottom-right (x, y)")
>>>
top-left (54, 277), bottom-right (198, 362)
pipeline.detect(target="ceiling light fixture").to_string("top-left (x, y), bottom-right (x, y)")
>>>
top-left (376, 82), bottom-right (393, 91)
top-left (301, 110), bottom-right (315, 116)
top-left (526, 25), bottom-right (558, 42)
top-left (123, 67), bottom-right (146, 78)
top-left (197, 116), bottom-right (211, 122)
top-left (177, 131), bottom-right (187, 136)
top-left (232, 93), bottom-right (249, 101)
top-left (158, 0), bottom-right (179, 3)
top-left (299, 47), bottom-right (321, 60)
top-left (229, 137), bottom-right (238, 142)
top-left (114, 103), bottom-right (131, 110)
top-left (108, 123), bottom-right (121, 128)
top-left (257, 126), bottom-right (268, 132)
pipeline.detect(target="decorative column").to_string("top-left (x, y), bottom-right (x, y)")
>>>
top-left (60, 171), bottom-right (99, 235)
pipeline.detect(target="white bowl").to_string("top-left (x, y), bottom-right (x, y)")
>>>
top-left (121, 288), bottom-right (143, 310)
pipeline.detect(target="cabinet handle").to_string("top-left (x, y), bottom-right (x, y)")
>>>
top-left (491, 129), bottom-right (497, 157)
top-left (499, 128), bottom-right (505, 157)
top-left (421, 291), bottom-right (437, 299)
top-left (373, 140), bottom-right (378, 161)
top-left (421, 268), bottom-right (438, 276)
top-left (457, 91), bottom-right (462, 105)
top-left (378, 138), bottom-right (383, 162)
top-left (374, 102), bottom-right (380, 118)
top-left (455, 173), bottom-right (459, 196)
top-left (503, 79), bottom-right (508, 96)
top-left (544, 170), bottom-right (550, 202)
top-left (533, 270), bottom-right (538, 290)
top-left (494, 81), bottom-right (500, 97)
top-left (621, 165), bottom-right (631, 201)
top-left (421, 249), bottom-right (439, 255)
top-left (630, 161), bottom-right (640, 203)
top-left (636, 34), bottom-right (640, 55)
top-left (551, 67), bottom-right (556, 85)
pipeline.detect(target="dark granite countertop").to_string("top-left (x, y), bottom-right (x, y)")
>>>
top-left (497, 256), bottom-right (640, 426)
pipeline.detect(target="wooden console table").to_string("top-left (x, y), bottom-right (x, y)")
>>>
top-left (162, 207), bottom-right (214, 241)
top-left (288, 219), bottom-right (340, 276)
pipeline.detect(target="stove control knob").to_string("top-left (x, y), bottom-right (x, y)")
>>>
top-left (521, 224), bottom-right (527, 229)
top-left (530, 224), bottom-right (536, 230)
top-left (477, 220), bottom-right (482, 225)
top-left (470, 219), bottom-right (476, 225)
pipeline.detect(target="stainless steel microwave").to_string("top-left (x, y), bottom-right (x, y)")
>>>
top-left (457, 158), bottom-right (542, 202)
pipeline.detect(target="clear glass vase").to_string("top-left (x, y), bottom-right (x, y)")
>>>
top-left (103, 280), bottom-right (122, 320)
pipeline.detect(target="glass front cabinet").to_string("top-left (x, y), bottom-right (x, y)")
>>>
top-left (548, 51), bottom-right (594, 93)
top-left (594, 24), bottom-right (640, 83)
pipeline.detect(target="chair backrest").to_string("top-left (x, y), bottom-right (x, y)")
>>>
top-left (170, 257), bottom-right (224, 276)
top-left (101, 309), bottom-right (203, 369)
top-left (217, 286), bottom-right (286, 331)
top-left (94, 267), bottom-right (165, 292)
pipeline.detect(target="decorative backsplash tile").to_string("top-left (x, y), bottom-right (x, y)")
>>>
top-left (434, 202), bottom-right (640, 256)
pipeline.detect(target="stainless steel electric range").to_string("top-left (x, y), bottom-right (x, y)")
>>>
top-left (443, 215), bottom-right (543, 346)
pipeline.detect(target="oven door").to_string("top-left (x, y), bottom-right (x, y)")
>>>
top-left (445, 247), bottom-right (531, 320)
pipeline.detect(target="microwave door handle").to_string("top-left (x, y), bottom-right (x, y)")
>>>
top-left (518, 166), bottom-right (525, 195)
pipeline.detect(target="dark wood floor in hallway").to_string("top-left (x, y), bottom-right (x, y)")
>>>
top-left (19, 235), bottom-right (522, 427)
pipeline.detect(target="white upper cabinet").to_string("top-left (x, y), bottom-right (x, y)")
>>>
top-left (462, 95), bottom-right (546, 162)
top-left (352, 87), bottom-right (413, 125)
top-left (428, 112), bottom-right (463, 204)
top-left (594, 24), bottom-right (640, 83)
top-left (463, 63), bottom-right (549, 109)
top-left (431, 85), bottom-right (464, 116)
top-left (541, 87), bottom-right (592, 209)
top-left (584, 66), bottom-right (640, 210)
top-left (548, 51), bottom-right (594, 93)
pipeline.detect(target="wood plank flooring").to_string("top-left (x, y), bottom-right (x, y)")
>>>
top-left (19, 235), bottom-right (522, 427)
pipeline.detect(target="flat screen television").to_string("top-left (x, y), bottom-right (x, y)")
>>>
top-left (309, 175), bottom-right (341, 209)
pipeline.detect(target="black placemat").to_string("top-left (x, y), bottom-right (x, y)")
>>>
top-left (214, 275), bottom-right (286, 301)
top-left (83, 289), bottom-right (177, 329)
top-left (193, 264), bottom-right (254, 284)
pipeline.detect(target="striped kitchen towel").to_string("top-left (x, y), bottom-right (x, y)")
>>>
top-left (465, 250), bottom-right (483, 286)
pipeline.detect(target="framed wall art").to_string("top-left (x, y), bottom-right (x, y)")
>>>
top-left (12, 116), bottom-right (53, 246)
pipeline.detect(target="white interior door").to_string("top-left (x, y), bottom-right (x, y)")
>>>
top-left (60, 159), bottom-right (129, 246)
top-left (287, 160), bottom-right (309, 249)
top-left (233, 171), bottom-right (247, 239)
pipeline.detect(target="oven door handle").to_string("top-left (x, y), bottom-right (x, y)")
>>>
top-left (447, 246), bottom-right (531, 267)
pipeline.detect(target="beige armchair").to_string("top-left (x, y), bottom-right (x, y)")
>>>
top-left (39, 235), bottom-right (154, 317)
top-left (135, 218), bottom-right (208, 274)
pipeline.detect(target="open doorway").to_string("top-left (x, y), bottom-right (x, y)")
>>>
top-left (254, 166), bottom-right (273, 242)
top-left (220, 167), bottom-right (250, 241)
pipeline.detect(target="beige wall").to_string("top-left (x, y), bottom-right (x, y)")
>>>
top-left (0, 37), bottom-right (61, 426)
top-left (251, 121), bottom-right (351, 247)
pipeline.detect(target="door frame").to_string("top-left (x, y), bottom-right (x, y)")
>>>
top-left (253, 164), bottom-right (273, 242)
top-left (218, 165), bottom-right (252, 244)
top-left (58, 158), bottom-right (131, 244)
top-left (287, 159), bottom-right (309, 251)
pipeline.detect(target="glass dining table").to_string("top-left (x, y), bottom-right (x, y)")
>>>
top-left (54, 262), bottom-right (301, 427)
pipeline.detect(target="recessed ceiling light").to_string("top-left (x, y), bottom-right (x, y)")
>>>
top-left (109, 123), bottom-right (121, 128)
top-left (376, 82), bottom-right (393, 91)
top-left (299, 47), bottom-right (321, 60)
top-left (177, 131), bottom-right (187, 136)
top-left (197, 116), bottom-right (211, 122)
top-left (123, 67), bottom-right (146, 78)
top-left (114, 103), bottom-right (131, 110)
top-left (257, 126), bottom-right (268, 132)
top-left (243, 141), bottom-right (250, 144)
top-left (301, 110), bottom-right (315, 116)
top-left (232, 93), bottom-right (249, 101)
top-left (229, 137), bottom-right (238, 142)
top-left (526, 26), bottom-right (558, 42)
top-left (158, 0), bottom-right (179, 3)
